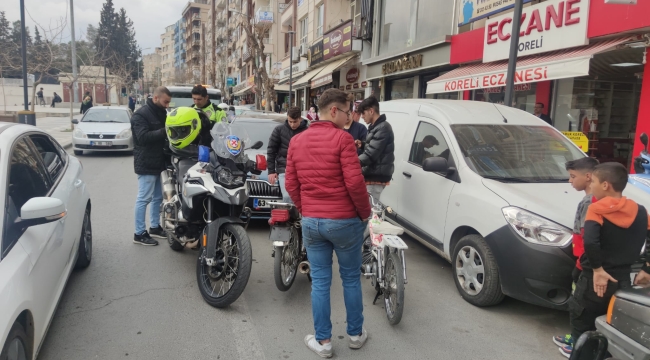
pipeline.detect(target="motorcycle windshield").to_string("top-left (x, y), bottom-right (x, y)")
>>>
top-left (210, 122), bottom-right (252, 163)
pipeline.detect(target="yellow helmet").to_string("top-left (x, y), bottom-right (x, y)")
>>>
top-left (166, 107), bottom-right (201, 149)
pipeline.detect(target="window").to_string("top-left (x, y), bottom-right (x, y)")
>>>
top-left (300, 17), bottom-right (308, 44)
top-left (409, 122), bottom-right (452, 168)
top-left (3, 139), bottom-right (51, 257)
top-left (316, 4), bottom-right (324, 37)
top-left (29, 135), bottom-right (66, 181)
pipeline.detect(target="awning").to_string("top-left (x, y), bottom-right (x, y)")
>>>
top-left (426, 37), bottom-right (636, 95)
top-left (233, 85), bottom-right (253, 96)
top-left (293, 67), bottom-right (326, 89)
top-left (274, 84), bottom-right (290, 92)
top-left (311, 54), bottom-right (357, 88)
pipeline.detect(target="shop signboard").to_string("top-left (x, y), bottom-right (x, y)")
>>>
top-left (339, 65), bottom-right (367, 92)
top-left (483, 0), bottom-right (589, 62)
top-left (227, 78), bottom-right (234, 86)
top-left (459, 0), bottom-right (532, 26)
top-left (323, 21), bottom-right (353, 61)
top-left (561, 131), bottom-right (589, 152)
top-left (308, 40), bottom-right (324, 67)
top-left (281, 60), bottom-right (307, 79)
top-left (311, 74), bottom-right (332, 88)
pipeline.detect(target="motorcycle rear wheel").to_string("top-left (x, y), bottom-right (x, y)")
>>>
top-left (196, 223), bottom-right (252, 308)
top-left (274, 226), bottom-right (300, 291)
top-left (384, 251), bottom-right (405, 325)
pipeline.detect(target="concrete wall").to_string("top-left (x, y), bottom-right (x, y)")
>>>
top-left (0, 83), bottom-right (61, 107)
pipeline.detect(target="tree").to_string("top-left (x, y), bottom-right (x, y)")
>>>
top-left (239, 15), bottom-right (275, 110)
top-left (86, 24), bottom-right (98, 44)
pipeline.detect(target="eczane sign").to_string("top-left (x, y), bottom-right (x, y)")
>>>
top-left (483, 0), bottom-right (589, 62)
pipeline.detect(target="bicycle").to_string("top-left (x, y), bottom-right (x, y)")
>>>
top-left (362, 195), bottom-right (408, 325)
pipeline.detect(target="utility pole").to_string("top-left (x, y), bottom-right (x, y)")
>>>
top-left (504, 0), bottom-right (524, 108)
top-left (18, 0), bottom-right (35, 125)
top-left (211, 0), bottom-right (216, 86)
top-left (202, 22), bottom-right (206, 84)
top-left (288, 31), bottom-right (294, 108)
top-left (70, 0), bottom-right (79, 103)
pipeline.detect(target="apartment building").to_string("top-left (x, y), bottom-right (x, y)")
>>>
top-left (142, 47), bottom-right (162, 93)
top-left (160, 24), bottom-right (175, 86)
top-left (173, 19), bottom-right (186, 72)
top-left (182, 0), bottom-right (211, 84)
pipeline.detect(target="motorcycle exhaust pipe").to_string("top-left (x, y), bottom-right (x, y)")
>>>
top-left (298, 261), bottom-right (310, 274)
top-left (161, 170), bottom-right (176, 202)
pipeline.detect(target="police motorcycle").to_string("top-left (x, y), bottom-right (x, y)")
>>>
top-left (160, 107), bottom-right (267, 308)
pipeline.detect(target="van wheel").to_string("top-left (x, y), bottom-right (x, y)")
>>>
top-left (452, 234), bottom-right (504, 307)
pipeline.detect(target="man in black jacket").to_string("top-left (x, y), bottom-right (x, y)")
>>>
top-left (130, 86), bottom-right (172, 246)
top-left (267, 106), bottom-right (308, 203)
top-left (357, 96), bottom-right (395, 202)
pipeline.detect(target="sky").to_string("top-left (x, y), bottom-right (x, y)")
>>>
top-left (1, 0), bottom-right (186, 55)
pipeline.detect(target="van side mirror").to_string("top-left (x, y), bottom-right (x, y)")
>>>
top-left (423, 157), bottom-right (455, 175)
top-left (569, 331), bottom-right (608, 360)
top-left (71, 119), bottom-right (79, 124)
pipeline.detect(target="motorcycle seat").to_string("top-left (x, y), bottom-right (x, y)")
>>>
top-left (370, 221), bottom-right (404, 236)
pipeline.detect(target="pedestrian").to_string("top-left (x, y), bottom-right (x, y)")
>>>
top-left (50, 92), bottom-right (62, 108)
top-left (356, 96), bottom-right (395, 202)
top-left (130, 86), bottom-right (172, 246)
top-left (191, 84), bottom-right (225, 123)
top-left (267, 106), bottom-right (308, 203)
top-left (80, 92), bottom-right (93, 114)
top-left (553, 157), bottom-right (598, 351)
top-left (558, 163), bottom-right (650, 358)
top-left (306, 106), bottom-right (319, 122)
top-left (36, 87), bottom-right (45, 106)
top-left (344, 101), bottom-right (367, 156)
top-left (285, 88), bottom-right (371, 358)
top-left (534, 102), bottom-right (553, 125)
top-left (275, 102), bottom-right (281, 113)
top-left (128, 93), bottom-right (136, 112)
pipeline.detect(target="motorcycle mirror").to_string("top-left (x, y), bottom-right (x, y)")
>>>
top-left (255, 154), bottom-right (267, 171)
top-left (641, 133), bottom-right (649, 152)
top-left (250, 141), bottom-right (264, 150)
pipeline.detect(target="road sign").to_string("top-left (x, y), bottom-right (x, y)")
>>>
top-left (562, 131), bottom-right (589, 153)
top-left (227, 77), bottom-right (234, 86)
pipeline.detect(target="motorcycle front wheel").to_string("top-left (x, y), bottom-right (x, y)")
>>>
top-left (384, 251), bottom-right (405, 325)
top-left (196, 223), bottom-right (252, 308)
top-left (274, 226), bottom-right (300, 291)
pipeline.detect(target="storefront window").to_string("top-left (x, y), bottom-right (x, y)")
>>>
top-left (473, 83), bottom-right (537, 113)
top-left (389, 77), bottom-right (414, 100)
top-left (378, 0), bottom-right (454, 57)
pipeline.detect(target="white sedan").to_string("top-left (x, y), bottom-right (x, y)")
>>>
top-left (0, 123), bottom-right (91, 360)
top-left (72, 106), bottom-right (134, 155)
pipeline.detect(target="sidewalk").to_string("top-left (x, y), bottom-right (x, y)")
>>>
top-left (35, 116), bottom-right (80, 149)
top-left (1, 104), bottom-right (129, 117)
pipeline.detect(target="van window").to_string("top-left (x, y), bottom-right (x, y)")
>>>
top-left (450, 124), bottom-right (585, 182)
top-left (169, 90), bottom-right (222, 108)
top-left (409, 122), bottom-right (452, 167)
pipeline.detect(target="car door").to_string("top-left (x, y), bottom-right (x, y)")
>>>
top-left (398, 119), bottom-right (457, 248)
top-left (4, 137), bottom-right (66, 340)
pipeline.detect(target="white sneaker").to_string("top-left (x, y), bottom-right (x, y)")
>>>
top-left (304, 335), bottom-right (333, 358)
top-left (349, 327), bottom-right (368, 349)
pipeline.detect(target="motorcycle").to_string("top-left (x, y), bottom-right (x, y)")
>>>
top-left (634, 132), bottom-right (650, 175)
top-left (268, 202), bottom-right (308, 291)
top-left (160, 122), bottom-right (266, 308)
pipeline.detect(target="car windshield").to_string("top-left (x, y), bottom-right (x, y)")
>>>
top-left (169, 91), bottom-right (222, 108)
top-left (236, 120), bottom-right (280, 148)
top-left (450, 124), bottom-right (586, 182)
top-left (82, 109), bottom-right (130, 123)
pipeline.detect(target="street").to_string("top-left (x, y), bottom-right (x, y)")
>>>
top-left (36, 151), bottom-right (570, 360)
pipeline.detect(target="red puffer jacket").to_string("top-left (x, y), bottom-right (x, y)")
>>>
top-left (285, 121), bottom-right (371, 219)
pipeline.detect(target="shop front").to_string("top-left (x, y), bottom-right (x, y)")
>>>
top-left (338, 61), bottom-right (368, 102)
top-left (233, 75), bottom-right (256, 105)
top-left (431, 0), bottom-right (650, 168)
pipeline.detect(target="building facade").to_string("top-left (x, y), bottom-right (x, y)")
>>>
top-left (142, 48), bottom-right (162, 93)
top-left (182, 0), bottom-right (211, 84)
top-left (160, 25), bottom-right (175, 86)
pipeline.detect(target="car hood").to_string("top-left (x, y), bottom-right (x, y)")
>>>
top-left (77, 122), bottom-right (131, 134)
top-left (481, 180), bottom-right (583, 228)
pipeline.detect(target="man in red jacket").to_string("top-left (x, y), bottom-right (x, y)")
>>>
top-left (285, 88), bottom-right (371, 358)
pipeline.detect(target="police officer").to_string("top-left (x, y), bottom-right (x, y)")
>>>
top-left (191, 84), bottom-right (226, 124)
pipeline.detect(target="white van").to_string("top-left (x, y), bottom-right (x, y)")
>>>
top-left (378, 99), bottom-right (649, 310)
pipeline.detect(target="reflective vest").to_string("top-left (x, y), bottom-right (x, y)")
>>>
top-left (194, 102), bottom-right (224, 123)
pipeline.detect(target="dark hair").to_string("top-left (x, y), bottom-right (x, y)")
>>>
top-left (357, 96), bottom-right (380, 114)
top-left (317, 89), bottom-right (349, 113)
top-left (191, 84), bottom-right (208, 97)
top-left (535, 102), bottom-right (544, 108)
top-left (593, 162), bottom-right (628, 192)
top-left (423, 135), bottom-right (439, 146)
top-left (287, 106), bottom-right (301, 119)
top-left (154, 86), bottom-right (171, 97)
top-left (565, 157), bottom-right (599, 172)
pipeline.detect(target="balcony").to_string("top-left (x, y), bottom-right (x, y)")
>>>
top-left (281, 2), bottom-right (293, 27)
top-left (192, 39), bottom-right (201, 47)
top-left (192, 13), bottom-right (200, 20)
top-left (242, 50), bottom-right (251, 62)
top-left (217, 19), bottom-right (226, 27)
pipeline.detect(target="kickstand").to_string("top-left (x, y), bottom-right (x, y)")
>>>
top-left (372, 289), bottom-right (383, 305)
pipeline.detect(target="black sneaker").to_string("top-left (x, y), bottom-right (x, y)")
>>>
top-left (149, 226), bottom-right (167, 239)
top-left (133, 231), bottom-right (159, 246)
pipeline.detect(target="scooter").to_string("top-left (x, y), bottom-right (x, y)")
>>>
top-left (633, 133), bottom-right (650, 175)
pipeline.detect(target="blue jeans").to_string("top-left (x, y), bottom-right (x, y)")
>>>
top-left (134, 174), bottom-right (162, 235)
top-left (302, 217), bottom-right (365, 341)
top-left (278, 173), bottom-right (292, 203)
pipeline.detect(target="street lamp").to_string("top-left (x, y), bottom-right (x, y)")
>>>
top-left (99, 35), bottom-right (109, 104)
top-left (504, 0), bottom-right (524, 108)
top-left (286, 31), bottom-right (295, 108)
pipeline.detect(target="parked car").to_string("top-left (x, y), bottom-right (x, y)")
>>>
top-left (167, 86), bottom-right (222, 112)
top-left (0, 123), bottom-right (92, 360)
top-left (71, 106), bottom-right (134, 155)
top-left (377, 99), bottom-right (650, 310)
top-left (233, 113), bottom-right (284, 218)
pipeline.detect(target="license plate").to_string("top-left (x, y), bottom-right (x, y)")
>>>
top-left (253, 198), bottom-right (268, 208)
top-left (269, 225), bottom-right (291, 242)
top-left (90, 141), bottom-right (112, 146)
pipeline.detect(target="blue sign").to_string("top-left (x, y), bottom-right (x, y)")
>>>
top-left (257, 11), bottom-right (273, 23)
top-left (459, 0), bottom-right (532, 26)
top-left (227, 77), bottom-right (234, 86)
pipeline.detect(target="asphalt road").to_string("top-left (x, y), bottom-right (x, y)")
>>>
top-left (38, 151), bottom-right (570, 360)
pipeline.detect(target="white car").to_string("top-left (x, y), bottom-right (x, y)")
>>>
top-left (377, 99), bottom-right (650, 310)
top-left (0, 123), bottom-right (91, 360)
top-left (72, 106), bottom-right (134, 155)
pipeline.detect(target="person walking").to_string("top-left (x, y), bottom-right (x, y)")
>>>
top-left (128, 94), bottom-right (136, 112)
top-left (306, 106), bottom-right (319, 122)
top-left (285, 88), bottom-right (371, 358)
top-left (130, 86), bottom-right (172, 246)
top-left (356, 96), bottom-right (395, 201)
top-left (267, 106), bottom-right (308, 203)
top-left (534, 102), bottom-right (553, 125)
top-left (36, 87), bottom-right (45, 106)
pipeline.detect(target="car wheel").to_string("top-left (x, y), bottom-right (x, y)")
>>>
top-left (74, 207), bottom-right (92, 269)
top-left (0, 321), bottom-right (31, 360)
top-left (74, 150), bottom-right (83, 156)
top-left (452, 234), bottom-right (504, 307)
